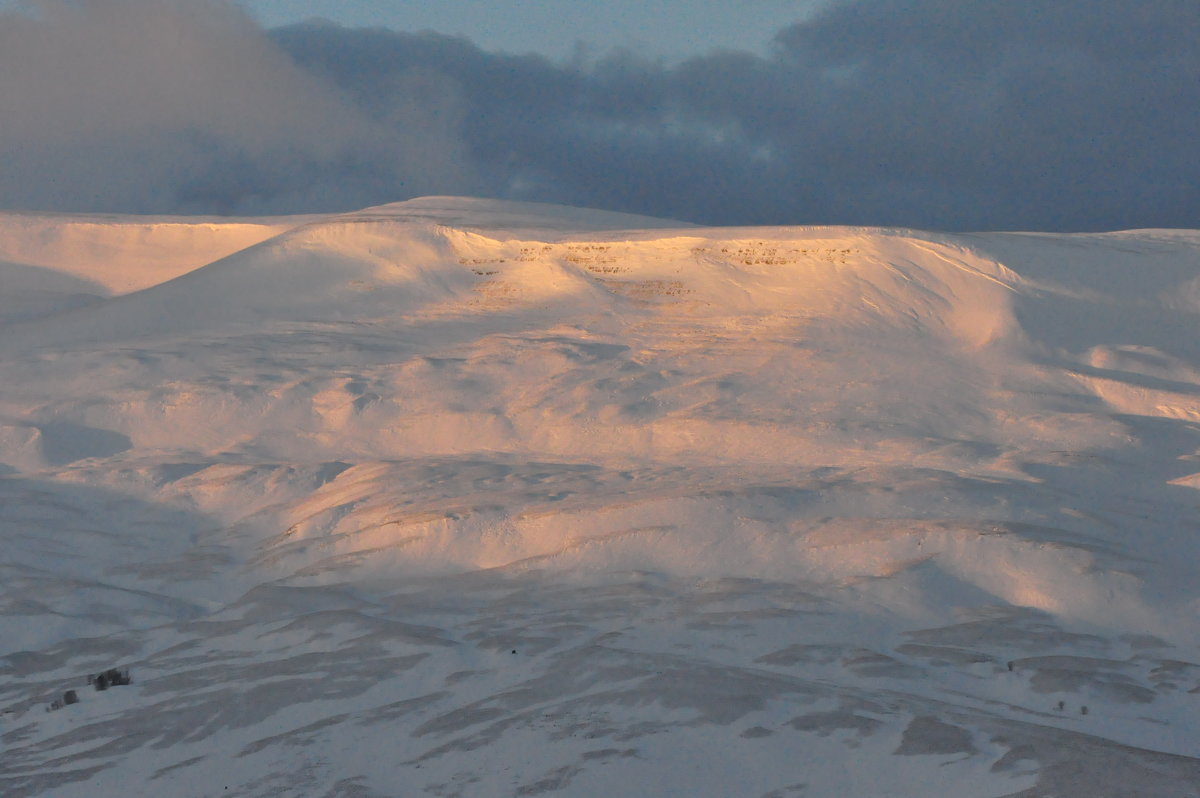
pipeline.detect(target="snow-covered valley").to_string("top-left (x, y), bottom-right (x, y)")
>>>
top-left (2, 197), bottom-right (1199, 796)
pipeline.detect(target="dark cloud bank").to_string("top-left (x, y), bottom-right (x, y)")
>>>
top-left (2, 0), bottom-right (1197, 230)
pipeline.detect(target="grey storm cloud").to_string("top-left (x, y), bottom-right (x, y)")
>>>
top-left (1, 0), bottom-right (1197, 230)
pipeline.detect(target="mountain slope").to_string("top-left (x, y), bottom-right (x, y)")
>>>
top-left (2, 198), bottom-right (1200, 797)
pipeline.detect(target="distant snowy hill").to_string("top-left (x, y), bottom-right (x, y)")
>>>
top-left (2, 197), bottom-right (1200, 797)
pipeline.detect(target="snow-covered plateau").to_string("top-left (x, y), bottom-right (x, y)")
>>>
top-left (2, 197), bottom-right (1200, 797)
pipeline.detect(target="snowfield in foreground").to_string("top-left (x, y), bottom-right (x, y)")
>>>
top-left (2, 197), bottom-right (1200, 797)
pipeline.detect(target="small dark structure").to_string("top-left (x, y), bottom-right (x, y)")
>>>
top-left (46, 689), bottom-right (82, 712)
top-left (90, 667), bottom-right (132, 691)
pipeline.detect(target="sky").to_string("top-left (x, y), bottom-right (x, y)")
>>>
top-left (244, 0), bottom-right (827, 63)
top-left (0, 0), bottom-right (1197, 231)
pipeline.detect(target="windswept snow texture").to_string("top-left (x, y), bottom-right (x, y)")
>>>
top-left (3, 196), bottom-right (1200, 797)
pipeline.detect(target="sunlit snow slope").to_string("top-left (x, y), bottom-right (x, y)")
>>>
top-left (3, 197), bottom-right (1200, 797)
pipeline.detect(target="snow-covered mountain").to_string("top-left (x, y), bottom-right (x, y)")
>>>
top-left (2, 197), bottom-right (1199, 797)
